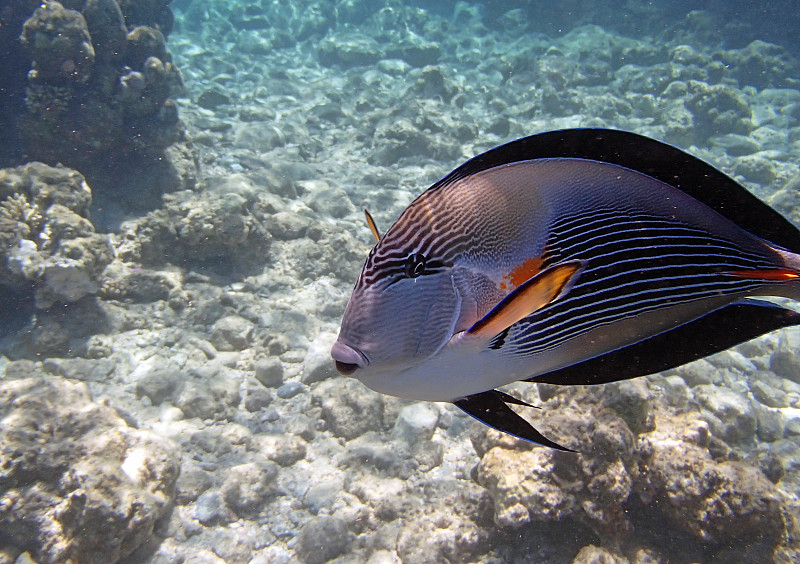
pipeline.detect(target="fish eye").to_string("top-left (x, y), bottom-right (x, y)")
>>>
top-left (404, 253), bottom-right (426, 278)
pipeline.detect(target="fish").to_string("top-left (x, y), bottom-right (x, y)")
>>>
top-left (331, 128), bottom-right (800, 451)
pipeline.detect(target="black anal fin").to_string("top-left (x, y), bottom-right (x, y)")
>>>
top-left (454, 390), bottom-right (573, 452)
top-left (531, 299), bottom-right (800, 386)
top-left (493, 390), bottom-right (539, 408)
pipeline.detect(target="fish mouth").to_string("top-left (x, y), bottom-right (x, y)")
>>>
top-left (331, 341), bottom-right (368, 376)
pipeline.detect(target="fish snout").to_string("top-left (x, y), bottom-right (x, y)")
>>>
top-left (331, 341), bottom-right (368, 376)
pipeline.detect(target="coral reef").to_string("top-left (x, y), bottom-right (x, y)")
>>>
top-left (0, 162), bottom-right (112, 308)
top-left (474, 382), bottom-right (798, 562)
top-left (115, 179), bottom-right (273, 275)
top-left (0, 376), bottom-right (180, 564)
top-left (0, 0), bottom-right (185, 202)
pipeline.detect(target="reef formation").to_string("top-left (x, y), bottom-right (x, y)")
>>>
top-left (0, 0), bottom-right (185, 209)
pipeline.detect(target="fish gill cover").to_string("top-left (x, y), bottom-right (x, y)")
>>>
top-left (0, 1), bottom-right (800, 563)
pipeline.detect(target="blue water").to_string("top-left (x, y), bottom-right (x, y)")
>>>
top-left (1, 1), bottom-right (800, 563)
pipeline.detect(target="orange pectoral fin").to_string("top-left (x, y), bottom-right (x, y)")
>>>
top-left (468, 260), bottom-right (584, 339)
top-left (727, 268), bottom-right (799, 281)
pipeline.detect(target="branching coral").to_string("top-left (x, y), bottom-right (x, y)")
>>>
top-left (0, 193), bottom-right (43, 236)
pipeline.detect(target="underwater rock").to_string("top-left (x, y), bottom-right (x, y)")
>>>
top-left (391, 484), bottom-right (489, 563)
top-left (477, 447), bottom-right (574, 527)
top-left (694, 385), bottom-right (758, 444)
top-left (754, 403), bottom-right (784, 443)
top-left (257, 434), bottom-right (307, 467)
top-left (673, 358), bottom-right (719, 387)
top-left (304, 182), bottom-right (356, 219)
top-left (474, 382), bottom-right (792, 558)
top-left (174, 370), bottom-right (240, 421)
top-left (254, 357), bottom-right (285, 388)
top-left (193, 489), bottom-right (236, 526)
top-left (276, 380), bottom-right (305, 399)
top-left (732, 155), bottom-right (778, 186)
top-left (318, 33), bottom-right (382, 68)
top-left (723, 40), bottom-right (799, 89)
top-left (475, 387), bottom-right (636, 535)
top-left (750, 376), bottom-right (789, 409)
top-left (771, 348), bottom-right (800, 383)
top-left (175, 464), bottom-right (213, 505)
top-left (133, 357), bottom-right (183, 404)
top-left (391, 402), bottom-right (439, 445)
top-left (244, 379), bottom-right (273, 412)
top-left (370, 111), bottom-right (461, 166)
top-left (21, 2), bottom-right (95, 84)
top-left (82, 0), bottom-right (128, 63)
top-left (314, 378), bottom-right (386, 440)
top-left (117, 189), bottom-right (272, 275)
top-left (337, 432), bottom-right (406, 477)
top-left (267, 210), bottom-right (312, 240)
top-left (572, 545), bottom-right (630, 564)
top-left (301, 333), bottom-right (337, 385)
top-left (290, 229), bottom-right (368, 282)
top-left (0, 377), bottom-right (179, 564)
top-left (197, 88), bottom-right (232, 110)
top-left (614, 63), bottom-right (673, 96)
top-left (709, 133), bottom-right (761, 156)
top-left (42, 356), bottom-right (115, 383)
top-left (408, 65), bottom-right (458, 103)
top-left (295, 515), bottom-right (353, 564)
top-left (0, 163), bottom-right (112, 308)
top-left (385, 40), bottom-right (440, 68)
top-left (304, 477), bottom-right (345, 515)
top-left (125, 25), bottom-right (168, 69)
top-left (210, 314), bottom-right (256, 351)
top-left (661, 375), bottom-right (690, 408)
top-left (685, 80), bottom-right (753, 141)
top-left (635, 412), bottom-right (784, 552)
top-left (220, 461), bottom-right (279, 518)
top-left (99, 268), bottom-right (175, 303)
top-left (602, 380), bottom-right (654, 435)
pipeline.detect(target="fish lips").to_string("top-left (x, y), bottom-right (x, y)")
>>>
top-left (331, 341), bottom-right (369, 376)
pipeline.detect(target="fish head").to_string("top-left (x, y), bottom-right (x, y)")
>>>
top-left (331, 225), bottom-right (469, 392)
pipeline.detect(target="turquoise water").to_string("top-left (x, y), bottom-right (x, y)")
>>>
top-left (1, 1), bottom-right (800, 562)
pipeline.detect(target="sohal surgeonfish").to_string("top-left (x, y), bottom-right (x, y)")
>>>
top-left (331, 128), bottom-right (800, 450)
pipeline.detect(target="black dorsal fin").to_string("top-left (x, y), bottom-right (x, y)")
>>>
top-left (431, 128), bottom-right (800, 253)
top-left (529, 299), bottom-right (800, 386)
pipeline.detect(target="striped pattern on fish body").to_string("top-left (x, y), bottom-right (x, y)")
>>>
top-left (476, 159), bottom-right (789, 358)
top-left (332, 129), bottom-right (800, 448)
